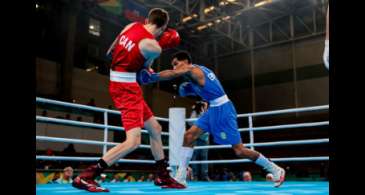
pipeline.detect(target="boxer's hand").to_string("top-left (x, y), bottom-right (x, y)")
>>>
top-left (178, 82), bottom-right (196, 97)
top-left (158, 28), bottom-right (180, 50)
top-left (323, 40), bottom-right (329, 70)
top-left (137, 69), bottom-right (160, 85)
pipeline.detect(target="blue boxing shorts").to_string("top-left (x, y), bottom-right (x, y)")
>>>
top-left (195, 101), bottom-right (242, 145)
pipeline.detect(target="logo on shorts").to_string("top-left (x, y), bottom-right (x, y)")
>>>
top-left (220, 132), bottom-right (227, 140)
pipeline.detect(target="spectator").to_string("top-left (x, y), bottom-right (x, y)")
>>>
top-left (123, 173), bottom-right (135, 182)
top-left (87, 98), bottom-right (96, 106)
top-left (48, 172), bottom-right (61, 184)
top-left (46, 148), bottom-right (54, 156)
top-left (138, 175), bottom-right (145, 182)
top-left (87, 98), bottom-right (103, 123)
top-left (55, 167), bottom-right (74, 184)
top-left (96, 174), bottom-right (107, 184)
top-left (266, 173), bottom-right (273, 181)
top-left (189, 101), bottom-right (210, 181)
top-left (229, 172), bottom-right (237, 181)
top-left (111, 174), bottom-right (120, 183)
top-left (146, 173), bottom-right (154, 182)
top-left (63, 144), bottom-right (76, 156)
top-left (212, 172), bottom-right (220, 181)
top-left (65, 113), bottom-right (71, 120)
top-left (41, 110), bottom-right (47, 116)
top-left (222, 168), bottom-right (230, 181)
top-left (242, 171), bottom-right (252, 182)
top-left (76, 116), bottom-right (82, 121)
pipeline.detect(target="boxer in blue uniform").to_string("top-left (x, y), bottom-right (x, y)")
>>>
top-left (138, 51), bottom-right (285, 189)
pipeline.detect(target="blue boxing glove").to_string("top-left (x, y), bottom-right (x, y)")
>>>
top-left (137, 68), bottom-right (160, 85)
top-left (178, 82), bottom-right (197, 97)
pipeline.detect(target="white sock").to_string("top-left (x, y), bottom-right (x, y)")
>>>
top-left (179, 147), bottom-right (194, 168)
top-left (176, 147), bottom-right (193, 183)
top-left (255, 154), bottom-right (277, 172)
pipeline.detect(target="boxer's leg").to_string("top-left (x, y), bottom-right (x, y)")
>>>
top-left (102, 127), bottom-right (141, 164)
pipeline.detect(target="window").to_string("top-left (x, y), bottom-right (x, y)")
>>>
top-left (89, 18), bottom-right (101, 36)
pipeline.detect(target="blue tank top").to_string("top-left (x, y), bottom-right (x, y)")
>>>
top-left (189, 64), bottom-right (226, 101)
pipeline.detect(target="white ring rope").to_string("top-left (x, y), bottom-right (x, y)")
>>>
top-left (37, 135), bottom-right (327, 150)
top-left (35, 155), bottom-right (329, 164)
top-left (238, 121), bottom-right (329, 132)
top-left (237, 105), bottom-right (329, 118)
top-left (36, 97), bottom-right (329, 164)
top-left (36, 97), bottom-right (169, 122)
top-left (36, 136), bottom-right (169, 150)
top-left (36, 116), bottom-right (169, 136)
top-left (36, 156), bottom-right (155, 164)
top-left (186, 105), bottom-right (329, 123)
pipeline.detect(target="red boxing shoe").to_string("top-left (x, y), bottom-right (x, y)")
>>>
top-left (72, 176), bottom-right (109, 192)
top-left (161, 181), bottom-right (186, 189)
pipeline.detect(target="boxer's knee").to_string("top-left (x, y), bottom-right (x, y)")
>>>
top-left (152, 123), bottom-right (162, 136)
top-left (126, 130), bottom-right (141, 150)
top-left (127, 137), bottom-right (141, 150)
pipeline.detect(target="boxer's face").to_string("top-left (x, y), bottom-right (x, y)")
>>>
top-left (171, 58), bottom-right (188, 69)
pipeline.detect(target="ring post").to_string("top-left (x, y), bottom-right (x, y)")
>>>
top-left (168, 107), bottom-right (186, 177)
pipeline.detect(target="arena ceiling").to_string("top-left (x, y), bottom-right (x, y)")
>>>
top-left (79, 0), bottom-right (328, 63)
top-left (134, 0), bottom-right (328, 61)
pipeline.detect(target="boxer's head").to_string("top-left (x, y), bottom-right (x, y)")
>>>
top-left (147, 8), bottom-right (169, 37)
top-left (171, 51), bottom-right (192, 69)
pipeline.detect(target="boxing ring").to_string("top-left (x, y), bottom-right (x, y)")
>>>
top-left (36, 97), bottom-right (329, 195)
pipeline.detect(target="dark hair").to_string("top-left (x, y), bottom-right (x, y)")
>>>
top-left (148, 8), bottom-right (169, 28)
top-left (172, 51), bottom-right (192, 64)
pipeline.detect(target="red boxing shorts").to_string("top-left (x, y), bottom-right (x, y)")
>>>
top-left (109, 81), bottom-right (153, 131)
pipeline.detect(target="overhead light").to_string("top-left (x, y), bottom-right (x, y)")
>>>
top-left (254, 0), bottom-right (272, 7)
top-left (215, 19), bottom-right (221, 23)
top-left (222, 16), bottom-right (231, 20)
top-left (36, 4), bottom-right (39, 9)
top-left (207, 22), bottom-right (214, 27)
top-left (182, 14), bottom-right (198, 23)
top-left (182, 16), bottom-right (193, 23)
top-left (197, 24), bottom-right (208, 31)
top-left (204, 6), bottom-right (215, 14)
top-left (219, 0), bottom-right (235, 6)
top-left (86, 66), bottom-right (98, 72)
top-left (89, 25), bottom-right (95, 30)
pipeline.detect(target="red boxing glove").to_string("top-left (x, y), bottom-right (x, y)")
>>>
top-left (158, 28), bottom-right (181, 50)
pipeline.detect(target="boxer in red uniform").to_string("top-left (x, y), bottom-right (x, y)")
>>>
top-left (72, 8), bottom-right (184, 192)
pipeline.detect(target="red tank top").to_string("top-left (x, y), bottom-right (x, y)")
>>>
top-left (111, 23), bottom-right (155, 72)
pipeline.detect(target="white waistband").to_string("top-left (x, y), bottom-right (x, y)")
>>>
top-left (209, 95), bottom-right (230, 107)
top-left (110, 70), bottom-right (136, 83)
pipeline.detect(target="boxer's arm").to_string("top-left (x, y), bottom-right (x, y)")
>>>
top-left (139, 38), bottom-right (162, 68)
top-left (158, 66), bottom-right (193, 81)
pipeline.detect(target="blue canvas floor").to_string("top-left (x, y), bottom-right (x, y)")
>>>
top-left (36, 181), bottom-right (329, 195)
